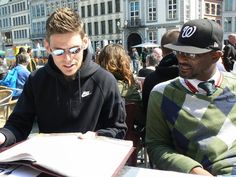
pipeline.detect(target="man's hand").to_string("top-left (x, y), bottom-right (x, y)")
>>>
top-left (0, 133), bottom-right (6, 146)
top-left (190, 167), bottom-right (214, 176)
top-left (78, 131), bottom-right (97, 139)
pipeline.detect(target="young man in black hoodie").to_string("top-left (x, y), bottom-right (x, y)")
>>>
top-left (0, 8), bottom-right (127, 147)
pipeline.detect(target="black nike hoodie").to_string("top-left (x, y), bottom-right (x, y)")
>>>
top-left (0, 49), bottom-right (127, 147)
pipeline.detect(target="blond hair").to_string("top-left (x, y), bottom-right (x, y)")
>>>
top-left (46, 7), bottom-right (85, 41)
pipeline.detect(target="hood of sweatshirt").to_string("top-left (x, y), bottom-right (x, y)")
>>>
top-left (44, 49), bottom-right (100, 104)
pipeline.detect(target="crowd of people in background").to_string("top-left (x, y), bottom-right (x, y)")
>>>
top-left (0, 27), bottom-right (235, 102)
top-left (0, 47), bottom-right (49, 99)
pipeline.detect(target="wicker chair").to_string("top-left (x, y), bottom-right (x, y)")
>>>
top-left (0, 90), bottom-right (14, 125)
top-left (0, 99), bottom-right (18, 122)
top-left (0, 85), bottom-right (9, 90)
top-left (0, 89), bottom-right (13, 104)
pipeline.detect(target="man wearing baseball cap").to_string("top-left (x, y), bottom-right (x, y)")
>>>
top-left (146, 19), bottom-right (236, 176)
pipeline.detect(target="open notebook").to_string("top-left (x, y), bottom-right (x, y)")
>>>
top-left (0, 133), bottom-right (133, 177)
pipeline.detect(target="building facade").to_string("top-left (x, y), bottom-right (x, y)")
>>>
top-left (0, 0), bottom-right (31, 51)
top-left (222, 0), bottom-right (236, 44)
top-left (0, 0), bottom-right (228, 56)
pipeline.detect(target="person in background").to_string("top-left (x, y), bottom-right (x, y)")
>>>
top-left (26, 47), bottom-right (37, 72)
top-left (142, 30), bottom-right (179, 115)
top-left (97, 44), bottom-right (145, 130)
top-left (0, 7), bottom-right (127, 148)
top-left (97, 44), bottom-right (141, 103)
top-left (222, 33), bottom-right (236, 71)
top-left (0, 57), bottom-right (8, 80)
top-left (152, 47), bottom-right (163, 65)
top-left (138, 53), bottom-right (157, 78)
top-left (13, 53), bottom-right (31, 99)
top-left (15, 47), bottom-right (26, 67)
top-left (141, 47), bottom-right (149, 68)
top-left (146, 19), bottom-right (236, 176)
top-left (92, 46), bottom-right (100, 62)
top-left (130, 47), bottom-right (140, 74)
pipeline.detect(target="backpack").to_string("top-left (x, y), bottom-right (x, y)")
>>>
top-left (0, 67), bottom-right (18, 89)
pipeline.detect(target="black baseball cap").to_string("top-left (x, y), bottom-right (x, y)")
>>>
top-left (165, 19), bottom-right (223, 54)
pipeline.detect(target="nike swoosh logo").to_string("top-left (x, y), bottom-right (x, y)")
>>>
top-left (81, 91), bottom-right (91, 98)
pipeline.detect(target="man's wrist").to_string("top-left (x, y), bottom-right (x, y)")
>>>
top-left (0, 133), bottom-right (6, 146)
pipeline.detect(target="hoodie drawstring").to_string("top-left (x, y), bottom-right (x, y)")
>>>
top-left (78, 71), bottom-right (81, 103)
top-left (56, 78), bottom-right (60, 105)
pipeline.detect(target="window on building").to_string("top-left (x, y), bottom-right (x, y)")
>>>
top-left (37, 22), bottom-right (40, 34)
top-left (130, 1), bottom-right (139, 26)
top-left (185, 0), bottom-right (190, 20)
top-left (32, 23), bottom-right (36, 35)
top-left (36, 5), bottom-right (40, 17)
top-left (148, 0), bottom-right (157, 21)
top-left (67, 0), bottom-right (73, 9)
top-left (46, 5), bottom-right (50, 16)
top-left (8, 6), bottom-right (10, 14)
top-left (41, 4), bottom-right (45, 16)
top-left (84, 23), bottom-right (86, 33)
top-left (115, 19), bottom-right (120, 33)
top-left (55, 1), bottom-right (60, 9)
top-left (101, 21), bottom-right (106, 34)
top-left (108, 20), bottom-right (113, 34)
top-left (81, 6), bottom-right (85, 17)
top-left (224, 0), bottom-right (233, 11)
top-left (224, 17), bottom-right (232, 32)
top-left (108, 1), bottom-right (112, 14)
top-left (23, 15), bottom-right (26, 25)
top-left (6, 18), bottom-right (8, 27)
top-left (12, 5), bottom-right (14, 13)
top-left (216, 4), bottom-right (221, 16)
top-left (148, 31), bottom-right (157, 43)
top-left (101, 2), bottom-right (105, 15)
top-left (87, 5), bottom-right (91, 17)
top-left (167, 0), bottom-right (177, 20)
top-left (94, 22), bottom-right (99, 35)
top-left (211, 4), bottom-right (216, 15)
top-left (94, 4), bottom-right (98, 16)
top-left (115, 0), bottom-right (120, 12)
top-left (61, 0), bottom-right (66, 7)
top-left (74, 0), bottom-right (78, 11)
top-left (31, 6), bottom-right (35, 17)
top-left (13, 18), bottom-right (15, 26)
top-left (88, 22), bottom-right (92, 36)
top-left (19, 3), bottom-right (23, 11)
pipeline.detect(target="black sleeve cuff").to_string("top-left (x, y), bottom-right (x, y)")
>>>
top-left (0, 128), bottom-right (16, 148)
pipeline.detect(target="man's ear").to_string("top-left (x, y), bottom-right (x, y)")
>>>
top-left (82, 34), bottom-right (89, 49)
top-left (44, 39), bottom-right (51, 54)
top-left (211, 50), bottom-right (223, 63)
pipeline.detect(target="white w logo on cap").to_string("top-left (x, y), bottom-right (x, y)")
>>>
top-left (182, 26), bottom-right (197, 38)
